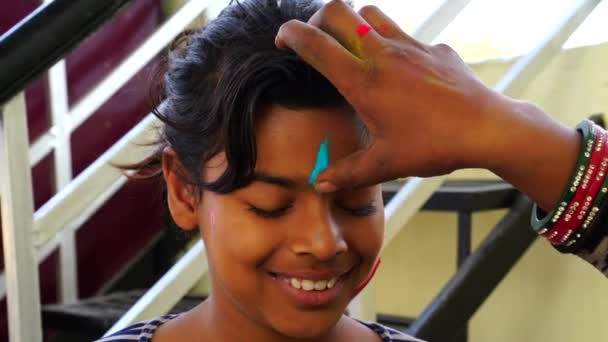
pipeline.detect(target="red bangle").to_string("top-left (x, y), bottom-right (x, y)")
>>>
top-left (545, 125), bottom-right (604, 243)
top-left (546, 126), bottom-right (608, 244)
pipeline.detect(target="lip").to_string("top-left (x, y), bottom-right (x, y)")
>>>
top-left (268, 268), bottom-right (349, 281)
top-left (268, 269), bottom-right (352, 308)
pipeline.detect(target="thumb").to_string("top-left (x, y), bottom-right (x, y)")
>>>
top-left (314, 144), bottom-right (394, 192)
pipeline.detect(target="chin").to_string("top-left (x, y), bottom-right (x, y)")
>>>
top-left (267, 309), bottom-right (344, 339)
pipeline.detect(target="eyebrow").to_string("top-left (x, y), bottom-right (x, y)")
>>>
top-left (252, 172), bottom-right (297, 188)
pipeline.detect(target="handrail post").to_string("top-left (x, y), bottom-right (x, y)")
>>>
top-left (46, 55), bottom-right (79, 304)
top-left (0, 93), bottom-right (42, 342)
top-left (407, 196), bottom-right (536, 341)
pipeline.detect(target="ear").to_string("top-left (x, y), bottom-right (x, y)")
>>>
top-left (162, 147), bottom-right (199, 230)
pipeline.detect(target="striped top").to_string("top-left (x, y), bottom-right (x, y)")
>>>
top-left (95, 314), bottom-right (425, 342)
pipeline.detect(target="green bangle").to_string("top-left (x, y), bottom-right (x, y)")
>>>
top-left (531, 119), bottom-right (597, 233)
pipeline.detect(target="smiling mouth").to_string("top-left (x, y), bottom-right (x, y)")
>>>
top-left (268, 268), bottom-right (352, 292)
top-left (267, 269), bottom-right (353, 307)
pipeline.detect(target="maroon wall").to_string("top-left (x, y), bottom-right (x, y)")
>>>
top-left (1, 1), bottom-right (166, 339)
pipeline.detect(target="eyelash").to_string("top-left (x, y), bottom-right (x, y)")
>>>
top-left (339, 202), bottom-right (378, 217)
top-left (248, 204), bottom-right (294, 218)
top-left (248, 202), bottom-right (377, 219)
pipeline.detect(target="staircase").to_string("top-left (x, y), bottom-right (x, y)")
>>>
top-left (0, 0), bottom-right (603, 341)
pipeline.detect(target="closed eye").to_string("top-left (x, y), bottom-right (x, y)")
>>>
top-left (248, 204), bottom-right (293, 218)
top-left (337, 201), bottom-right (378, 217)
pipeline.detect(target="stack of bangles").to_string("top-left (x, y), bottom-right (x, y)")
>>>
top-left (531, 119), bottom-right (608, 253)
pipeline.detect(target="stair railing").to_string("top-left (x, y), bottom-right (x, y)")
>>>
top-left (0, 1), bottom-right (211, 341)
top-left (0, 1), bottom-right (602, 342)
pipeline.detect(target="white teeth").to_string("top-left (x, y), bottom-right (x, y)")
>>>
top-left (287, 277), bottom-right (338, 291)
top-left (314, 280), bottom-right (328, 290)
top-left (301, 279), bottom-right (315, 291)
top-left (290, 278), bottom-right (301, 289)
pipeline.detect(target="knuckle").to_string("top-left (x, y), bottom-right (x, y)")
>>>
top-left (278, 19), bottom-right (301, 39)
top-left (336, 165), bottom-right (356, 189)
top-left (309, 1), bottom-right (344, 29)
top-left (385, 44), bottom-right (411, 61)
top-left (359, 5), bottom-right (381, 16)
top-left (281, 19), bottom-right (301, 31)
top-left (434, 43), bottom-right (456, 54)
top-left (325, 0), bottom-right (348, 15)
top-left (298, 23), bottom-right (316, 41)
top-left (365, 160), bottom-right (391, 186)
top-left (335, 77), bottom-right (359, 99)
top-left (361, 58), bottom-right (380, 84)
top-left (288, 23), bottom-right (320, 51)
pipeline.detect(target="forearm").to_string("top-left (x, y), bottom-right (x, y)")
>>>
top-left (475, 97), bottom-right (581, 211)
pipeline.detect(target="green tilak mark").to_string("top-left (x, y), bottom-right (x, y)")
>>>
top-left (309, 137), bottom-right (330, 185)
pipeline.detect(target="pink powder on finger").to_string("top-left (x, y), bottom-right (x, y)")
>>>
top-left (356, 24), bottom-right (371, 37)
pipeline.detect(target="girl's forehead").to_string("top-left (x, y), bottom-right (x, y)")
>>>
top-left (202, 105), bottom-right (362, 184)
top-left (254, 105), bottom-right (362, 178)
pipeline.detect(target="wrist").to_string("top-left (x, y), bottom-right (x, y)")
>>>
top-left (476, 97), bottom-right (541, 171)
top-left (476, 97), bottom-right (581, 210)
top-left (454, 91), bottom-right (526, 170)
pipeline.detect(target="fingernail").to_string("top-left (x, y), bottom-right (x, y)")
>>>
top-left (275, 33), bottom-right (285, 48)
top-left (315, 181), bottom-right (338, 193)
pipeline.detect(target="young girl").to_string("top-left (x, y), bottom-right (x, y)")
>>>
top-left (97, 0), bottom-right (423, 341)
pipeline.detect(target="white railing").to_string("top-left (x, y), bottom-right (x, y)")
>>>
top-left (1, 94), bottom-right (42, 342)
top-left (29, 0), bottom-right (210, 166)
top-left (0, 1), bottom-right (210, 341)
top-left (0, 0), bottom-right (603, 341)
top-left (31, 0), bottom-right (210, 248)
top-left (106, 240), bottom-right (208, 335)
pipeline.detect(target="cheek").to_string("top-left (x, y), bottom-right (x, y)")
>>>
top-left (340, 192), bottom-right (385, 259)
top-left (222, 219), bottom-right (279, 260)
top-left (202, 206), bottom-right (285, 311)
top-left (346, 212), bottom-right (384, 259)
top-left (202, 203), bottom-right (283, 277)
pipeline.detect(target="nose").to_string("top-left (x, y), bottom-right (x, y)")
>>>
top-left (289, 209), bottom-right (348, 261)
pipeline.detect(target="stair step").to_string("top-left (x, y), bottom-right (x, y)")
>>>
top-left (43, 289), bottom-right (416, 339)
top-left (43, 290), bottom-right (202, 339)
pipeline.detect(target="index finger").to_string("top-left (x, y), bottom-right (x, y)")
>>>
top-left (275, 20), bottom-right (366, 98)
top-left (306, 0), bottom-right (385, 59)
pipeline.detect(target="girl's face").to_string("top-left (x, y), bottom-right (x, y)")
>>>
top-left (165, 105), bottom-right (384, 339)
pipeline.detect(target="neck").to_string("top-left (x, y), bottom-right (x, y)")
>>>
top-left (193, 294), bottom-right (349, 342)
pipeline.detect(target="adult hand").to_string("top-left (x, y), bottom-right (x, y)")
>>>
top-left (275, 0), bottom-right (515, 192)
